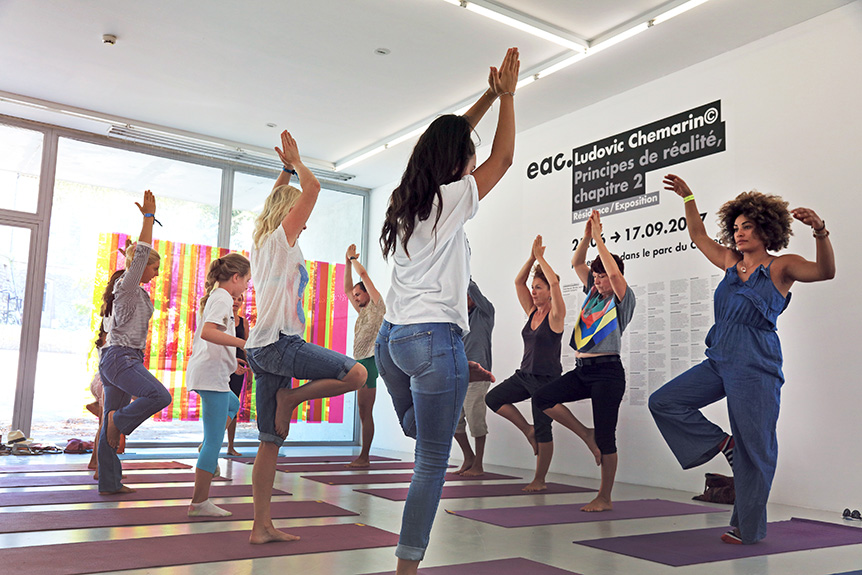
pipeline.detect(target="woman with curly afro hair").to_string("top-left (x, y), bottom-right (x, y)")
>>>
top-left (649, 174), bottom-right (835, 546)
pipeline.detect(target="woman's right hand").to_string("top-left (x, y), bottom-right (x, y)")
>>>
top-left (275, 130), bottom-right (301, 170)
top-left (134, 190), bottom-right (156, 217)
top-left (663, 174), bottom-right (693, 200)
top-left (497, 47), bottom-right (520, 95)
top-left (532, 234), bottom-right (545, 259)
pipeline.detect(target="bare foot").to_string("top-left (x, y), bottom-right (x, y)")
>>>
top-left (461, 464), bottom-right (485, 477)
top-left (88, 461), bottom-right (98, 470)
top-left (581, 496), bottom-right (613, 512)
top-left (99, 485), bottom-right (136, 495)
top-left (524, 426), bottom-right (538, 456)
top-left (274, 388), bottom-right (301, 438)
top-left (106, 411), bottom-right (121, 449)
top-left (85, 401), bottom-right (100, 417)
top-left (345, 457), bottom-right (371, 469)
top-left (227, 448), bottom-right (242, 457)
top-left (522, 479), bottom-right (547, 492)
top-left (249, 524), bottom-right (301, 544)
top-left (454, 455), bottom-right (475, 475)
top-left (583, 428), bottom-right (602, 466)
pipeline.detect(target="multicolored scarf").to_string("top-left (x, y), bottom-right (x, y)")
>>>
top-left (572, 286), bottom-right (618, 352)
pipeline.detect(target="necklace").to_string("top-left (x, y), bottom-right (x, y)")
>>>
top-left (740, 257), bottom-right (767, 274)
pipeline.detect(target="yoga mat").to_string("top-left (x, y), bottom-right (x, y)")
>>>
top-left (0, 485), bottom-right (286, 507)
top-left (0, 522), bottom-right (398, 575)
top-left (303, 471), bottom-right (520, 485)
top-left (237, 454), bottom-right (398, 465)
top-left (277, 461), bottom-right (423, 473)
top-left (577, 517), bottom-right (862, 566)
top-left (0, 500), bottom-right (357, 534)
top-left (0, 472), bottom-right (229, 488)
top-left (830, 571), bottom-right (862, 575)
top-left (362, 557), bottom-right (582, 574)
top-left (0, 461), bottom-right (191, 473)
top-left (119, 452), bottom-right (203, 460)
top-left (356, 482), bottom-right (595, 501)
top-left (447, 498), bottom-right (728, 527)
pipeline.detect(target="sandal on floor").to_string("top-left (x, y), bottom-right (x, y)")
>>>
top-left (12, 444), bottom-right (41, 456)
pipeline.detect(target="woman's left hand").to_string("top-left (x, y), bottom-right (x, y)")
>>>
top-left (532, 234), bottom-right (545, 259)
top-left (791, 207), bottom-right (824, 231)
top-left (589, 210), bottom-right (603, 241)
top-left (275, 130), bottom-right (301, 169)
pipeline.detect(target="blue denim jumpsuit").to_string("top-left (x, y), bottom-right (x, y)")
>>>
top-left (649, 260), bottom-right (790, 544)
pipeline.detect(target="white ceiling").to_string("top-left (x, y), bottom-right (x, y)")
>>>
top-left (0, 0), bottom-right (852, 190)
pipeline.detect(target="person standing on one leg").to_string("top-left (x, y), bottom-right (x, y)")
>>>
top-left (97, 191), bottom-right (173, 495)
top-left (485, 235), bottom-right (565, 492)
top-left (226, 293), bottom-right (248, 457)
top-left (343, 243), bottom-right (386, 468)
top-left (649, 174), bottom-right (835, 545)
top-left (186, 253), bottom-right (251, 517)
top-left (245, 130), bottom-right (367, 544)
top-left (376, 48), bottom-right (518, 575)
top-left (454, 279), bottom-right (494, 476)
top-left (533, 210), bottom-right (636, 512)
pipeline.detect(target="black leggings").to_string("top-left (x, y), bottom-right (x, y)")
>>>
top-left (533, 358), bottom-right (625, 454)
top-left (485, 370), bottom-right (558, 443)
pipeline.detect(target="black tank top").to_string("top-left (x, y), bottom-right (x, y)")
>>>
top-left (519, 309), bottom-right (562, 376)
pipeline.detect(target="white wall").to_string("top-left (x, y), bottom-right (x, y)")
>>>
top-left (366, 3), bottom-right (862, 512)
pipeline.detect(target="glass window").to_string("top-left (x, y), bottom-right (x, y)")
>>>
top-left (0, 225), bottom-right (31, 439)
top-left (30, 138), bottom-right (222, 444)
top-left (0, 123), bottom-right (42, 213)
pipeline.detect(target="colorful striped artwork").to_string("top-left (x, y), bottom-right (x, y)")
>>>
top-left (91, 233), bottom-right (348, 425)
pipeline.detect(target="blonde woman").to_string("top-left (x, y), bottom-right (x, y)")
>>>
top-left (245, 131), bottom-right (366, 544)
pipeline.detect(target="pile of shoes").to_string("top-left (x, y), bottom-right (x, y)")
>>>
top-left (692, 472), bottom-right (735, 504)
top-left (3, 430), bottom-right (63, 455)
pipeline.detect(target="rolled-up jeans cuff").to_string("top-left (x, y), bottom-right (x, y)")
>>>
top-left (395, 543), bottom-right (425, 561)
top-left (258, 433), bottom-right (285, 447)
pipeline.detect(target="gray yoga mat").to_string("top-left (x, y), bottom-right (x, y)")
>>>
top-left (0, 461), bottom-right (190, 473)
top-left (0, 472), bottom-right (228, 488)
top-left (0, 484), bottom-right (285, 507)
top-left (0, 500), bottom-right (356, 533)
top-left (447, 498), bottom-right (728, 527)
top-left (362, 557), bottom-right (582, 574)
top-left (303, 471), bottom-right (519, 485)
top-left (577, 517), bottom-right (862, 566)
top-left (0, 523), bottom-right (398, 575)
top-left (356, 482), bottom-right (595, 501)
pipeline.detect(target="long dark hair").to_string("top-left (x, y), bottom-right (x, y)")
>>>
top-left (380, 115), bottom-right (475, 259)
top-left (99, 269), bottom-right (126, 317)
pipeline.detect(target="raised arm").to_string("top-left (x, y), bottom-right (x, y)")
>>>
top-left (276, 130), bottom-right (321, 246)
top-left (472, 47), bottom-right (519, 200)
top-left (343, 245), bottom-right (359, 312)
top-left (533, 235), bottom-right (566, 333)
top-left (589, 212), bottom-right (628, 301)
top-left (663, 174), bottom-right (736, 270)
top-left (571, 212), bottom-right (594, 285)
top-left (121, 190), bottom-right (157, 289)
top-left (514, 246), bottom-right (537, 315)
top-left (346, 244), bottom-right (382, 304)
top-left (468, 279), bottom-right (495, 319)
top-left (777, 208), bottom-right (835, 286)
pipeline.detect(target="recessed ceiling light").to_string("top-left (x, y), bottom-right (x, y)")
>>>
top-left (374, 47), bottom-right (391, 56)
top-left (266, 122), bottom-right (277, 128)
top-left (102, 34), bottom-right (117, 45)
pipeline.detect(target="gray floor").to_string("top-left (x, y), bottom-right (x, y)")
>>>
top-left (1, 447), bottom-right (860, 575)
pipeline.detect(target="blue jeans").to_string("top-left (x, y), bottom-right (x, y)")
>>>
top-left (195, 390), bottom-right (240, 474)
top-left (246, 334), bottom-right (356, 446)
top-left (98, 345), bottom-right (172, 492)
top-left (375, 321), bottom-right (468, 561)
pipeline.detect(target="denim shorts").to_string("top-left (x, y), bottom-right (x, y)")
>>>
top-left (246, 333), bottom-right (357, 446)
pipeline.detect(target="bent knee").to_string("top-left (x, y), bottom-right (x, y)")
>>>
top-left (345, 363), bottom-right (367, 390)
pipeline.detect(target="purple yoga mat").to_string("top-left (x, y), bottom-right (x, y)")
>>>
top-left (0, 472), bottom-right (228, 488)
top-left (0, 485), bottom-right (286, 507)
top-left (1, 522), bottom-right (398, 575)
top-left (0, 461), bottom-right (191, 473)
top-left (236, 454), bottom-right (398, 465)
top-left (362, 557), bottom-right (582, 575)
top-left (356, 482), bottom-right (595, 501)
top-left (448, 498), bottom-right (728, 527)
top-left (277, 461), bottom-right (423, 473)
top-left (0, 500), bottom-right (356, 534)
top-left (577, 517), bottom-right (862, 566)
top-left (303, 471), bottom-right (520, 485)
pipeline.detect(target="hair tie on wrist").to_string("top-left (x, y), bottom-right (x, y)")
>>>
top-left (283, 167), bottom-right (298, 176)
top-left (144, 213), bottom-right (163, 226)
top-left (683, 195), bottom-right (695, 203)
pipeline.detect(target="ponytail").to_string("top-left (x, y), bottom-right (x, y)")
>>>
top-left (200, 253), bottom-right (250, 313)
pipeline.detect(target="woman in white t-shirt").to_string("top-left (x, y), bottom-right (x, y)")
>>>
top-left (375, 48), bottom-right (519, 575)
top-left (186, 253), bottom-right (251, 517)
top-left (245, 130), bottom-right (367, 544)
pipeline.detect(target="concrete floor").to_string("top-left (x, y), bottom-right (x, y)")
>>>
top-left (1, 447), bottom-right (860, 575)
